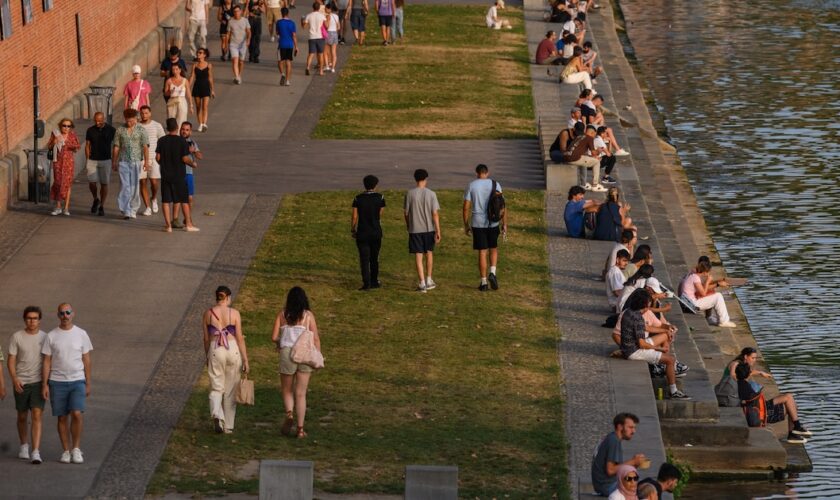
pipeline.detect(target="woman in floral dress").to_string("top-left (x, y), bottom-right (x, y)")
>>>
top-left (47, 118), bottom-right (80, 216)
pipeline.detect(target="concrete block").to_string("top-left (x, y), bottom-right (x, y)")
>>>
top-left (259, 460), bottom-right (313, 500)
top-left (546, 162), bottom-right (578, 193)
top-left (405, 465), bottom-right (458, 500)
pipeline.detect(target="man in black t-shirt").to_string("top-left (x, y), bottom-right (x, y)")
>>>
top-left (84, 112), bottom-right (116, 216)
top-left (351, 175), bottom-right (386, 290)
top-left (155, 118), bottom-right (198, 233)
top-left (638, 462), bottom-right (682, 498)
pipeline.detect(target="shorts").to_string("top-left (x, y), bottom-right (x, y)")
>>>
top-left (338, 9), bottom-right (347, 24)
top-left (278, 48), bottom-right (295, 61)
top-left (627, 339), bottom-right (662, 364)
top-left (279, 346), bottom-right (314, 375)
top-left (86, 159), bottom-right (112, 184)
top-left (378, 14), bottom-right (392, 26)
top-left (350, 9), bottom-right (366, 31)
top-left (408, 231), bottom-right (436, 254)
top-left (308, 38), bottom-right (325, 53)
top-left (766, 400), bottom-right (787, 424)
top-left (472, 226), bottom-right (500, 250)
top-left (160, 179), bottom-right (190, 203)
top-left (326, 31), bottom-right (338, 45)
top-left (14, 382), bottom-right (46, 412)
top-left (48, 380), bottom-right (86, 417)
top-left (185, 173), bottom-right (195, 196)
top-left (230, 40), bottom-right (247, 59)
top-left (220, 23), bottom-right (228, 36)
top-left (267, 7), bottom-right (281, 25)
top-left (139, 160), bottom-right (161, 180)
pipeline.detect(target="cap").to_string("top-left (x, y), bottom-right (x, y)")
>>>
top-left (643, 277), bottom-right (664, 294)
top-left (132, 65), bottom-right (142, 74)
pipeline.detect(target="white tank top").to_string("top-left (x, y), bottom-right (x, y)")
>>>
top-left (279, 311), bottom-right (311, 348)
top-left (170, 80), bottom-right (186, 98)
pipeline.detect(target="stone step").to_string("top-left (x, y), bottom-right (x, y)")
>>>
top-left (661, 407), bottom-right (750, 447)
top-left (667, 427), bottom-right (786, 471)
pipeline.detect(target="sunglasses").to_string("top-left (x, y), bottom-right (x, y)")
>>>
top-left (58, 310), bottom-right (73, 316)
top-left (25, 316), bottom-right (41, 321)
top-left (624, 476), bottom-right (639, 482)
top-left (61, 124), bottom-right (73, 128)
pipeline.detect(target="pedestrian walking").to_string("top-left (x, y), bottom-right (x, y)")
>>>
top-left (111, 108), bottom-right (150, 220)
top-left (218, 0), bottom-right (236, 61)
top-left (47, 118), bottom-right (80, 216)
top-left (352, 175), bottom-right (385, 290)
top-left (189, 48), bottom-right (216, 132)
top-left (164, 65), bottom-right (193, 127)
top-left (335, 0), bottom-right (350, 43)
top-left (376, 0), bottom-right (394, 45)
top-left (347, 0), bottom-right (368, 45)
top-left (173, 122), bottom-right (202, 229)
top-left (41, 303), bottom-right (93, 465)
top-left (276, 7), bottom-right (299, 85)
top-left (271, 286), bottom-right (321, 439)
top-left (156, 118), bottom-right (199, 233)
top-left (247, 0), bottom-right (266, 63)
top-left (122, 65), bottom-right (152, 111)
top-left (7, 306), bottom-right (47, 465)
top-left (324, 4), bottom-right (339, 71)
top-left (267, 0), bottom-right (282, 42)
top-left (203, 286), bottom-right (250, 433)
top-left (138, 105), bottom-right (165, 216)
top-left (84, 112), bottom-right (115, 217)
top-left (404, 169), bottom-right (441, 293)
top-left (303, 2), bottom-right (327, 76)
top-left (160, 46), bottom-right (189, 101)
top-left (391, 0), bottom-right (404, 42)
top-left (227, 5), bottom-right (252, 84)
top-left (463, 164), bottom-right (507, 291)
top-left (185, 0), bottom-right (210, 60)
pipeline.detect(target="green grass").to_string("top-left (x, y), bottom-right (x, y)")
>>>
top-left (313, 5), bottom-right (535, 139)
top-left (148, 190), bottom-right (568, 498)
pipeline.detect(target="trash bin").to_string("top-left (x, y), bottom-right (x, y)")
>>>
top-left (86, 85), bottom-right (115, 124)
top-left (25, 148), bottom-right (51, 203)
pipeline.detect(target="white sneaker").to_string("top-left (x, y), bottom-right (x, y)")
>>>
top-left (271, 35), bottom-right (276, 42)
top-left (591, 184), bottom-right (608, 192)
top-left (425, 278), bottom-right (437, 290)
top-left (71, 448), bottom-right (84, 464)
top-left (718, 321), bottom-right (737, 328)
top-left (152, 199), bottom-right (159, 213)
top-left (30, 449), bottom-right (42, 465)
top-left (18, 444), bottom-right (30, 460)
top-left (583, 183), bottom-right (593, 190)
top-left (130, 212), bottom-right (137, 219)
top-left (142, 207), bottom-right (152, 216)
top-left (416, 283), bottom-right (427, 293)
top-left (62, 209), bottom-right (71, 216)
top-left (330, 67), bottom-right (336, 73)
top-left (60, 450), bottom-right (71, 464)
top-left (50, 207), bottom-right (63, 216)
top-left (615, 148), bottom-right (631, 156)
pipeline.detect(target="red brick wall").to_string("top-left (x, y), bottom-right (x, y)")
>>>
top-left (0, 0), bottom-right (182, 157)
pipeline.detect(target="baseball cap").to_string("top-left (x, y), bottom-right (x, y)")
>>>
top-left (132, 65), bottom-right (142, 74)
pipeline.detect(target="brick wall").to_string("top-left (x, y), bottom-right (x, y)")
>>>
top-left (0, 0), bottom-right (183, 158)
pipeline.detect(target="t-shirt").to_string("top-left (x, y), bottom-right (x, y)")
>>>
top-left (563, 134), bottom-right (595, 162)
top-left (606, 265), bottom-right (625, 308)
top-left (593, 136), bottom-right (607, 157)
top-left (228, 17), bottom-right (251, 44)
top-left (123, 79), bottom-right (153, 110)
top-left (277, 18), bottom-right (297, 49)
top-left (536, 38), bottom-right (556, 64)
top-left (581, 104), bottom-right (597, 124)
top-left (564, 199), bottom-right (585, 238)
top-left (352, 191), bottom-right (386, 240)
top-left (485, 5), bottom-right (497, 27)
top-left (328, 12), bottom-right (340, 32)
top-left (85, 124), bottom-right (116, 161)
top-left (156, 134), bottom-right (191, 181)
top-left (8, 330), bottom-right (47, 385)
top-left (139, 120), bottom-right (166, 164)
top-left (591, 432), bottom-right (623, 496)
top-left (619, 309), bottom-right (645, 358)
top-left (377, 0), bottom-right (393, 16)
top-left (267, 0), bottom-right (282, 7)
top-left (563, 19), bottom-right (576, 34)
top-left (305, 11), bottom-right (326, 39)
top-left (184, 138), bottom-right (200, 175)
top-left (679, 272), bottom-right (702, 301)
top-left (42, 326), bottom-right (93, 382)
top-left (160, 58), bottom-right (189, 79)
top-left (464, 178), bottom-right (501, 228)
top-left (618, 277), bottom-right (664, 312)
top-left (336, 0), bottom-right (350, 10)
top-left (404, 187), bottom-right (440, 234)
top-left (187, 0), bottom-right (209, 21)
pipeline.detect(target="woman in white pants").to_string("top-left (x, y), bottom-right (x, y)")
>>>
top-left (203, 286), bottom-right (250, 433)
top-left (164, 65), bottom-right (193, 127)
top-left (560, 46), bottom-right (593, 91)
top-left (678, 260), bottom-right (736, 328)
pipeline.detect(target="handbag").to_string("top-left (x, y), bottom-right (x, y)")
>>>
top-left (291, 328), bottom-right (325, 369)
top-left (236, 373), bottom-right (255, 405)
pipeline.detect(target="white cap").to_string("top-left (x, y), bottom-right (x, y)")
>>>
top-left (132, 65), bottom-right (142, 74)
top-left (643, 277), bottom-right (664, 294)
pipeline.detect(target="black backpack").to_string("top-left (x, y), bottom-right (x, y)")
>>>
top-left (487, 180), bottom-right (506, 225)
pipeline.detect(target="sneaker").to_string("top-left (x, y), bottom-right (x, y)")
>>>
top-left (330, 67), bottom-right (336, 73)
top-left (60, 450), bottom-right (71, 464)
top-left (91, 198), bottom-right (100, 214)
top-left (718, 321), bottom-right (737, 328)
top-left (185, 226), bottom-right (201, 232)
top-left (271, 35), bottom-right (276, 42)
top-left (123, 214), bottom-right (131, 220)
top-left (488, 273), bottom-right (499, 290)
top-left (51, 207), bottom-right (63, 216)
top-left (370, 281), bottom-right (381, 289)
top-left (601, 175), bottom-right (617, 185)
top-left (676, 362), bottom-right (689, 377)
top-left (583, 183), bottom-right (593, 190)
top-left (18, 444), bottom-right (30, 460)
top-left (792, 424), bottom-right (813, 437)
top-left (30, 449), bottom-right (42, 465)
top-left (650, 364), bottom-right (666, 378)
top-left (416, 283), bottom-right (427, 293)
top-left (787, 432), bottom-right (807, 444)
top-left (130, 212), bottom-right (137, 219)
top-left (280, 74), bottom-right (287, 85)
top-left (478, 283), bottom-right (490, 292)
top-left (615, 148), bottom-right (631, 157)
top-left (98, 206), bottom-right (105, 216)
top-left (285, 80), bottom-right (291, 86)
top-left (670, 389), bottom-right (691, 400)
top-left (142, 207), bottom-right (152, 216)
top-left (71, 448), bottom-right (84, 464)
top-left (358, 285), bottom-right (370, 291)
top-left (62, 209), bottom-right (71, 216)
top-left (171, 220), bottom-right (184, 229)
top-left (305, 68), bottom-right (311, 76)
top-left (152, 199), bottom-right (159, 213)
top-left (214, 418), bottom-right (224, 434)
top-left (425, 278), bottom-right (437, 290)
top-left (590, 184), bottom-right (608, 192)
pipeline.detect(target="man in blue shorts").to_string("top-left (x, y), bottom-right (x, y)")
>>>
top-left (41, 303), bottom-right (93, 465)
top-left (463, 164), bottom-right (507, 291)
top-left (173, 121), bottom-right (202, 228)
top-left (276, 7), bottom-right (298, 85)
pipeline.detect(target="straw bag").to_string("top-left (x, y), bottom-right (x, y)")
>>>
top-left (291, 328), bottom-right (325, 369)
top-left (236, 374), bottom-right (255, 405)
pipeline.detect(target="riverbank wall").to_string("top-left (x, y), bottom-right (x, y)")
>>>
top-left (523, 0), bottom-right (811, 496)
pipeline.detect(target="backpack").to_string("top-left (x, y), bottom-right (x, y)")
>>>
top-left (742, 390), bottom-right (766, 427)
top-left (487, 180), bottom-right (506, 225)
top-left (714, 372), bottom-right (740, 407)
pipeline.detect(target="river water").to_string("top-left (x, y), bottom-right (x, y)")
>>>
top-left (617, 0), bottom-right (840, 498)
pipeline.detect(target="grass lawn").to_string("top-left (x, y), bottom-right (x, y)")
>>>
top-left (148, 190), bottom-right (567, 498)
top-left (313, 5), bottom-right (535, 139)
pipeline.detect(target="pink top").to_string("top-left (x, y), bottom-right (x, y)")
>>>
top-left (642, 310), bottom-right (662, 328)
top-left (679, 272), bottom-right (702, 302)
top-left (123, 79), bottom-right (152, 110)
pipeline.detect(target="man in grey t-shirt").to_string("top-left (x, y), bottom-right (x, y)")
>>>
top-left (463, 164), bottom-right (507, 291)
top-left (591, 412), bottom-right (646, 496)
top-left (404, 169), bottom-right (441, 293)
top-left (8, 306), bottom-right (47, 464)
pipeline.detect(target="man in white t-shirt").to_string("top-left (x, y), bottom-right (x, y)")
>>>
top-left (486, 0), bottom-right (511, 29)
top-left (606, 249), bottom-right (630, 310)
top-left (303, 2), bottom-right (327, 76)
top-left (186, 0), bottom-right (210, 60)
top-left (8, 306), bottom-right (48, 465)
top-left (138, 105), bottom-right (166, 216)
top-left (41, 303), bottom-right (93, 465)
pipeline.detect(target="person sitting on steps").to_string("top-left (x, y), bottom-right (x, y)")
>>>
top-left (735, 362), bottom-right (811, 444)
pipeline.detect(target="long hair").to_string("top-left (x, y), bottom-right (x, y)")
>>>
top-left (624, 264), bottom-right (654, 287)
top-left (734, 346), bottom-right (757, 364)
top-left (284, 287), bottom-right (310, 325)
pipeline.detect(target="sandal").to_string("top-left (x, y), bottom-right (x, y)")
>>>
top-left (296, 426), bottom-right (307, 439)
top-left (281, 411), bottom-right (295, 436)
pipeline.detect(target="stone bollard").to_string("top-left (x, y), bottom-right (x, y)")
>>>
top-left (259, 460), bottom-right (313, 500)
top-left (404, 465), bottom-right (458, 500)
